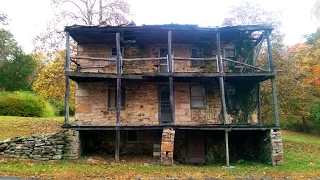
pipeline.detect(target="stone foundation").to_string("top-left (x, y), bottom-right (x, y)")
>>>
top-left (270, 129), bottom-right (284, 165)
top-left (160, 128), bottom-right (175, 166)
top-left (0, 129), bottom-right (80, 161)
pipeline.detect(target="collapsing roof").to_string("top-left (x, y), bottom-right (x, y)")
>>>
top-left (65, 24), bottom-right (273, 45)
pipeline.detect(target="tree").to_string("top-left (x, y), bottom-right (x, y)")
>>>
top-left (33, 0), bottom-right (130, 54)
top-left (32, 51), bottom-right (75, 112)
top-left (0, 49), bottom-right (39, 91)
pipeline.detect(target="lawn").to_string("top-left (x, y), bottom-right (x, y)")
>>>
top-left (0, 116), bottom-right (320, 179)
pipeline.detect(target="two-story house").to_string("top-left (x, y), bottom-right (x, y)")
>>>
top-left (63, 24), bottom-right (283, 166)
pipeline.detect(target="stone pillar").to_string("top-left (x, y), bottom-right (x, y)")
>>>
top-left (161, 128), bottom-right (175, 166)
top-left (270, 129), bottom-right (283, 165)
top-left (64, 130), bottom-right (81, 160)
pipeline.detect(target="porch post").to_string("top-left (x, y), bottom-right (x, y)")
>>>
top-left (115, 32), bottom-right (121, 162)
top-left (266, 30), bottom-right (280, 127)
top-left (217, 32), bottom-right (228, 124)
top-left (258, 83), bottom-right (262, 126)
top-left (225, 130), bottom-right (230, 167)
top-left (168, 30), bottom-right (175, 124)
top-left (64, 31), bottom-right (70, 125)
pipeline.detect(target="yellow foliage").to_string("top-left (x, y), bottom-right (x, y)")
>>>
top-left (32, 51), bottom-right (75, 111)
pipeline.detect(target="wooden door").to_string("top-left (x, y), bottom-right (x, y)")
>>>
top-left (186, 131), bottom-right (206, 164)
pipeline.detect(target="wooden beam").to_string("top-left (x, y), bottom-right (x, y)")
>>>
top-left (266, 30), bottom-right (274, 72)
top-left (216, 33), bottom-right (223, 73)
top-left (217, 33), bottom-right (228, 124)
top-left (271, 78), bottom-right (280, 127)
top-left (169, 77), bottom-right (175, 124)
top-left (71, 56), bottom-right (115, 61)
top-left (173, 57), bottom-right (217, 61)
top-left (223, 58), bottom-right (267, 71)
top-left (168, 30), bottom-right (173, 72)
top-left (116, 32), bottom-right (121, 75)
top-left (123, 57), bottom-right (167, 61)
top-left (225, 130), bottom-right (230, 167)
top-left (115, 129), bottom-right (120, 162)
top-left (64, 31), bottom-right (70, 125)
top-left (258, 83), bottom-right (262, 126)
top-left (116, 78), bottom-right (121, 126)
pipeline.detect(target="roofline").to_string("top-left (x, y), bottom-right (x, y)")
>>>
top-left (64, 24), bottom-right (273, 33)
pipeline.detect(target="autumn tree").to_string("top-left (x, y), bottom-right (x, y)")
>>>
top-left (32, 51), bottom-right (75, 114)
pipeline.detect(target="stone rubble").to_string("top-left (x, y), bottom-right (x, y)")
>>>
top-left (0, 129), bottom-right (80, 161)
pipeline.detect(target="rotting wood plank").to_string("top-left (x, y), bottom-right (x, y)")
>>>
top-left (266, 30), bottom-right (274, 72)
top-left (271, 78), bottom-right (280, 127)
top-left (223, 57), bottom-right (267, 71)
top-left (225, 130), bottom-right (230, 167)
top-left (64, 31), bottom-right (70, 125)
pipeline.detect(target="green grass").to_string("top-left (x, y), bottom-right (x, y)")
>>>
top-left (0, 116), bottom-right (320, 179)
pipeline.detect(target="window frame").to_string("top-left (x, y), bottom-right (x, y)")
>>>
top-left (191, 48), bottom-right (205, 67)
top-left (107, 85), bottom-right (126, 110)
top-left (127, 130), bottom-right (139, 142)
top-left (190, 85), bottom-right (206, 109)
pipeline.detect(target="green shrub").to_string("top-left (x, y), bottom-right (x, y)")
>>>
top-left (51, 100), bottom-right (75, 116)
top-left (309, 99), bottom-right (320, 123)
top-left (0, 91), bottom-right (54, 117)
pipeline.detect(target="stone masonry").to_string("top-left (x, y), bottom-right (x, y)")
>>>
top-left (270, 129), bottom-right (284, 165)
top-left (0, 129), bottom-right (80, 161)
top-left (161, 128), bottom-right (175, 166)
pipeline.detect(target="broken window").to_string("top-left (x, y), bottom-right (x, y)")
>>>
top-left (190, 85), bottom-right (206, 108)
top-left (191, 48), bottom-right (204, 67)
top-left (127, 130), bottom-right (138, 142)
top-left (108, 85), bottom-right (125, 110)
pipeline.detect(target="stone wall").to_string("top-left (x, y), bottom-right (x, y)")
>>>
top-left (75, 82), bottom-right (223, 126)
top-left (76, 44), bottom-right (224, 74)
top-left (0, 129), bottom-right (80, 160)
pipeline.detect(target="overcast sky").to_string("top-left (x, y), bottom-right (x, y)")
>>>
top-left (0, 0), bottom-right (318, 53)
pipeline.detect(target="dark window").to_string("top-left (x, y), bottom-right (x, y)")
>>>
top-left (191, 48), bottom-right (204, 67)
top-left (190, 85), bottom-right (206, 108)
top-left (108, 85), bottom-right (125, 110)
top-left (127, 130), bottom-right (138, 142)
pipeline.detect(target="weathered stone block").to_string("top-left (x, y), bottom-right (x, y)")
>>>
top-left (161, 142), bottom-right (174, 152)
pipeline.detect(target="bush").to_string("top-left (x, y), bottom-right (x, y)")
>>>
top-left (309, 99), bottom-right (320, 123)
top-left (0, 91), bottom-right (54, 117)
top-left (50, 100), bottom-right (75, 116)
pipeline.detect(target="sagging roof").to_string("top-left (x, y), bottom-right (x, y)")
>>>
top-left (65, 24), bottom-right (273, 45)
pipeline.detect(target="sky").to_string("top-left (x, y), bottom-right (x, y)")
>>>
top-left (0, 0), bottom-right (318, 53)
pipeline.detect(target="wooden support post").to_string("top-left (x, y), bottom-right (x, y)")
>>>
top-left (64, 31), bottom-right (70, 125)
top-left (257, 83), bottom-right (262, 125)
top-left (271, 78), bottom-right (280, 127)
top-left (115, 129), bottom-right (120, 162)
top-left (225, 130), bottom-right (230, 167)
top-left (168, 30), bottom-right (175, 124)
top-left (115, 32), bottom-right (121, 162)
top-left (168, 30), bottom-right (173, 72)
top-left (266, 30), bottom-right (274, 72)
top-left (169, 77), bottom-right (175, 124)
top-left (217, 33), bottom-right (228, 124)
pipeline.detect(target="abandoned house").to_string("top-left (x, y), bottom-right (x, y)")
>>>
top-left (63, 24), bottom-right (283, 166)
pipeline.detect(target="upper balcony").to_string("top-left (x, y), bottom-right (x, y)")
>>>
top-left (65, 24), bottom-right (275, 83)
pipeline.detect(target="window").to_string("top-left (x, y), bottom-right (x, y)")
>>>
top-left (127, 130), bottom-right (138, 142)
top-left (191, 48), bottom-right (204, 67)
top-left (190, 85), bottom-right (206, 108)
top-left (224, 48), bottom-right (236, 59)
top-left (108, 85), bottom-right (125, 110)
